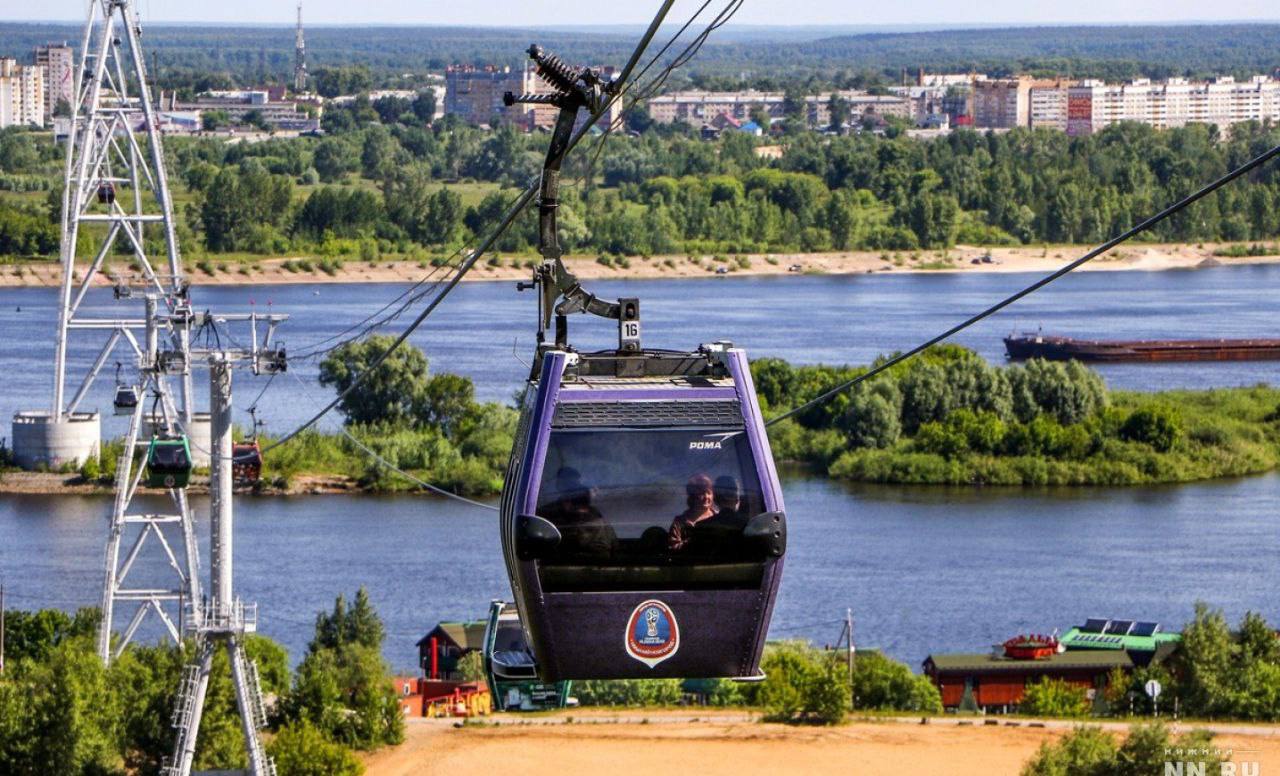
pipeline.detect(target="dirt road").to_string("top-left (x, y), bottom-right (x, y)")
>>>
top-left (362, 712), bottom-right (1280, 776)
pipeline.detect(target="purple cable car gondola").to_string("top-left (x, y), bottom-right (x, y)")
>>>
top-left (496, 44), bottom-right (786, 680)
top-left (500, 343), bottom-right (786, 681)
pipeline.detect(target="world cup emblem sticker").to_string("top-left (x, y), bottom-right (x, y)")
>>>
top-left (625, 600), bottom-right (679, 668)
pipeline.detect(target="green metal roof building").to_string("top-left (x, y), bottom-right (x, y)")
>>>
top-left (1059, 618), bottom-right (1181, 661)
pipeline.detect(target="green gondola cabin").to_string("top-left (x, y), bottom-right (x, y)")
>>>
top-left (146, 436), bottom-right (193, 489)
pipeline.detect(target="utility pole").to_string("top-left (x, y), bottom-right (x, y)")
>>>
top-left (834, 608), bottom-right (855, 709)
top-left (163, 313), bottom-right (286, 776)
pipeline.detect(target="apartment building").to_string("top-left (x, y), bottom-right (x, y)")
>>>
top-left (0, 58), bottom-right (45, 128)
top-left (1029, 82), bottom-right (1070, 131)
top-left (971, 77), bottom-right (1034, 129)
top-left (1057, 76), bottom-right (1280, 136)
top-left (34, 43), bottom-right (74, 119)
top-left (647, 89), bottom-right (910, 128)
top-left (443, 66), bottom-right (523, 127)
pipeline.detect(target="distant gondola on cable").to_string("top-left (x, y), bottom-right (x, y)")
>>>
top-left (232, 408), bottom-right (264, 486)
top-left (497, 44), bottom-right (785, 682)
top-left (232, 440), bottom-right (262, 485)
top-left (112, 363), bottom-right (138, 416)
top-left (145, 435), bottom-right (192, 489)
top-left (97, 182), bottom-right (115, 205)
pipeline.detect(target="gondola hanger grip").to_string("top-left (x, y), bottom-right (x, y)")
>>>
top-left (510, 44), bottom-right (641, 360)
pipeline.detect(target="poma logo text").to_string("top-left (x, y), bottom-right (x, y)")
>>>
top-left (1164, 763), bottom-right (1260, 775)
top-left (688, 441), bottom-right (722, 450)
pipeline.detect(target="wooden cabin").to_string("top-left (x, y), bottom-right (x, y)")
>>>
top-left (922, 648), bottom-right (1133, 712)
top-left (416, 620), bottom-right (487, 680)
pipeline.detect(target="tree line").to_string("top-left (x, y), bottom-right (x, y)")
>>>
top-left (2, 22), bottom-right (1277, 92)
top-left (0, 588), bottom-right (398, 775)
top-left (755, 346), bottom-right (1280, 486)
top-left (4, 113), bottom-right (1280, 262)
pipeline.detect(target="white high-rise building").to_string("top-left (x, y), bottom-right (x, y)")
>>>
top-left (35, 43), bottom-right (74, 119)
top-left (0, 58), bottom-right (45, 128)
top-left (1055, 76), bottom-right (1280, 136)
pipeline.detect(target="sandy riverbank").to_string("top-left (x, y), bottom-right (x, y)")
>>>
top-left (0, 470), bottom-right (360, 497)
top-left (1, 243), bottom-right (1278, 288)
top-left (362, 712), bottom-right (1280, 776)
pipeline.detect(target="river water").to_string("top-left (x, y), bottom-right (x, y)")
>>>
top-left (1, 266), bottom-right (1278, 669)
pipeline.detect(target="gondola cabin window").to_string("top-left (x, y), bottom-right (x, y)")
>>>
top-left (535, 427), bottom-right (765, 571)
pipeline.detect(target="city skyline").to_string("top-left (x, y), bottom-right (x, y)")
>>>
top-left (14, 0), bottom-right (1280, 27)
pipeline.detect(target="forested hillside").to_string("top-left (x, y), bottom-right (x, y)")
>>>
top-left (2, 22), bottom-right (1278, 90)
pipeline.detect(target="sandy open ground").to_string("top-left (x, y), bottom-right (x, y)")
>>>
top-left (2, 243), bottom-right (1278, 288)
top-left (362, 712), bottom-right (1280, 776)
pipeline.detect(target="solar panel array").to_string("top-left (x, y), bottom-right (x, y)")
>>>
top-left (1131, 621), bottom-right (1161, 637)
top-left (1105, 619), bottom-right (1136, 635)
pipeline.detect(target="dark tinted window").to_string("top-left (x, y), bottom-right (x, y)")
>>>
top-left (151, 442), bottom-right (189, 470)
top-left (536, 428), bottom-right (764, 566)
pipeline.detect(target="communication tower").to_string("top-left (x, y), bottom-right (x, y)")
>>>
top-left (294, 2), bottom-right (307, 94)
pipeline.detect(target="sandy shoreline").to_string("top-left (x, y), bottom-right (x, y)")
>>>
top-left (1, 243), bottom-right (1278, 288)
top-left (362, 711), bottom-right (1280, 776)
top-left (0, 470), bottom-right (362, 497)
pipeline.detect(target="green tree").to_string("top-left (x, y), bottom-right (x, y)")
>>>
top-left (319, 336), bottom-right (431, 426)
top-left (283, 594), bottom-right (403, 750)
top-left (573, 679), bottom-right (683, 706)
top-left (456, 650), bottom-right (486, 682)
top-left (850, 650), bottom-right (942, 712)
top-left (412, 90), bottom-right (437, 123)
top-left (1020, 677), bottom-right (1090, 718)
top-left (269, 721), bottom-right (364, 776)
top-left (360, 125), bottom-right (400, 180)
top-left (313, 137), bottom-right (360, 183)
top-left (1021, 724), bottom-right (1222, 776)
top-left (1120, 406), bottom-right (1182, 452)
top-left (758, 641), bottom-right (851, 724)
top-left (827, 93), bottom-right (850, 132)
top-left (1020, 726), bottom-right (1118, 776)
top-left (202, 110), bottom-right (230, 131)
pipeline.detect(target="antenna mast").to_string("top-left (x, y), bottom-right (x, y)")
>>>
top-left (294, 2), bottom-right (307, 93)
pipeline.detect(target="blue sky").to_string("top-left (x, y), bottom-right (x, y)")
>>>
top-left (18, 1), bottom-right (1280, 26)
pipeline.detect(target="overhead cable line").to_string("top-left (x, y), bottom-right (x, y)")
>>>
top-left (581, 0), bottom-right (744, 180)
top-left (261, 0), bottom-right (682, 455)
top-left (766, 138), bottom-right (1280, 428)
top-left (297, 0), bottom-right (739, 361)
top-left (294, 0), bottom-right (741, 362)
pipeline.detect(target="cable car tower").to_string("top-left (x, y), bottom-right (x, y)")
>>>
top-left (40, 0), bottom-right (201, 664)
top-left (52, 0), bottom-right (194, 436)
top-left (163, 313), bottom-right (288, 776)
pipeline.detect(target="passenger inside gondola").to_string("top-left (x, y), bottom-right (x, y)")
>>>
top-left (669, 474), bottom-right (751, 558)
top-left (541, 467), bottom-right (617, 560)
top-left (668, 474), bottom-right (716, 551)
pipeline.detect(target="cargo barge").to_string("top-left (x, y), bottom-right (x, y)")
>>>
top-left (1004, 333), bottom-right (1280, 363)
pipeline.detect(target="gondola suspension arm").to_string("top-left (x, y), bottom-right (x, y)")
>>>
top-left (507, 46), bottom-right (642, 355)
